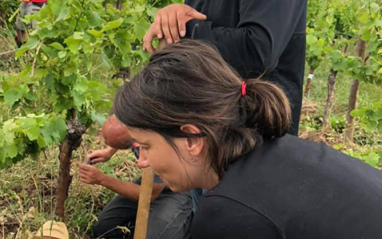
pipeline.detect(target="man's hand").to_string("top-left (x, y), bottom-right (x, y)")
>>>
top-left (143, 3), bottom-right (206, 55)
top-left (87, 146), bottom-right (117, 164)
top-left (78, 163), bottom-right (106, 185)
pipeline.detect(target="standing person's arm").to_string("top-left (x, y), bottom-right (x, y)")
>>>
top-left (144, 0), bottom-right (306, 76)
top-left (184, 0), bottom-right (306, 77)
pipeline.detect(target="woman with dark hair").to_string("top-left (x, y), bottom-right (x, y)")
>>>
top-left (114, 39), bottom-right (382, 239)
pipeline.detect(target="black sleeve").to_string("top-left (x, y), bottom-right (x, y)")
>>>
top-left (186, 0), bottom-right (306, 77)
top-left (191, 196), bottom-right (281, 239)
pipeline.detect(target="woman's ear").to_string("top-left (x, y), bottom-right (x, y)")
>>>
top-left (180, 124), bottom-right (205, 157)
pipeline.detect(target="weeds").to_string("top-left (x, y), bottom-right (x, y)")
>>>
top-left (0, 132), bottom-right (139, 238)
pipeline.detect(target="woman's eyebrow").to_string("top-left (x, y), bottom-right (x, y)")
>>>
top-left (131, 138), bottom-right (140, 144)
top-left (131, 138), bottom-right (148, 145)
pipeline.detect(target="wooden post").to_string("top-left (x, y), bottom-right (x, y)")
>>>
top-left (134, 168), bottom-right (154, 239)
top-left (304, 66), bottom-right (316, 97)
top-left (344, 38), bottom-right (366, 144)
top-left (322, 70), bottom-right (337, 130)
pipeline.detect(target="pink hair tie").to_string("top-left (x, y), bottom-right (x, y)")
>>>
top-left (132, 142), bottom-right (140, 147)
top-left (241, 81), bottom-right (247, 97)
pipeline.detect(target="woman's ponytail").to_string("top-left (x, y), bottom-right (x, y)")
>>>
top-left (214, 79), bottom-right (292, 178)
top-left (243, 79), bottom-right (291, 139)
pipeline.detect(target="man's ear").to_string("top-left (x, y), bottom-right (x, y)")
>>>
top-left (180, 124), bottom-right (205, 157)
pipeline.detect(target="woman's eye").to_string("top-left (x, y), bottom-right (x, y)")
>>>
top-left (140, 146), bottom-right (149, 151)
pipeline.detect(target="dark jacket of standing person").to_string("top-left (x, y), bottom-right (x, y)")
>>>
top-left (185, 0), bottom-right (307, 135)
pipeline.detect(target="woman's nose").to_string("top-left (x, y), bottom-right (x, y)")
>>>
top-left (137, 152), bottom-right (150, 168)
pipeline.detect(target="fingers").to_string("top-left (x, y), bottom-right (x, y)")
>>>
top-left (86, 148), bottom-right (114, 164)
top-left (155, 14), bottom-right (163, 40)
top-left (87, 151), bottom-right (97, 161)
top-left (78, 162), bottom-right (88, 169)
top-left (79, 174), bottom-right (91, 184)
top-left (87, 150), bottom-right (103, 161)
top-left (77, 163), bottom-right (100, 184)
top-left (77, 163), bottom-right (91, 183)
top-left (169, 11), bottom-right (180, 43)
top-left (78, 162), bottom-right (93, 172)
top-left (143, 27), bottom-right (157, 55)
top-left (90, 158), bottom-right (103, 164)
top-left (160, 13), bottom-right (173, 44)
top-left (78, 163), bottom-right (98, 177)
top-left (186, 9), bottom-right (207, 20)
top-left (177, 11), bottom-right (188, 38)
top-left (143, 4), bottom-right (207, 53)
top-left (143, 18), bottom-right (164, 55)
top-left (178, 9), bottom-right (206, 37)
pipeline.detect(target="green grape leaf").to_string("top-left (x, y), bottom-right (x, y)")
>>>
top-left (85, 11), bottom-right (102, 27)
top-left (73, 77), bottom-right (88, 93)
top-left (101, 52), bottom-right (111, 69)
top-left (4, 85), bottom-right (29, 107)
top-left (5, 144), bottom-right (18, 158)
top-left (87, 29), bottom-right (103, 37)
top-left (73, 32), bottom-right (84, 40)
top-left (16, 37), bottom-right (40, 57)
top-left (102, 18), bottom-right (124, 32)
top-left (58, 51), bottom-right (67, 58)
top-left (91, 113), bottom-right (106, 125)
top-left (0, 129), bottom-right (4, 147)
top-left (55, 6), bottom-right (70, 22)
top-left (72, 90), bottom-right (86, 108)
top-left (4, 88), bottom-right (22, 107)
top-left (18, 118), bottom-right (40, 141)
top-left (134, 17), bottom-right (150, 40)
top-left (64, 36), bottom-right (82, 54)
top-left (41, 117), bottom-right (67, 145)
top-left (50, 42), bottom-right (65, 51)
top-left (364, 152), bottom-right (380, 167)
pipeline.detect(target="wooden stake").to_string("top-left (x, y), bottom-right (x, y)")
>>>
top-left (344, 38), bottom-right (366, 144)
top-left (134, 167), bottom-right (154, 239)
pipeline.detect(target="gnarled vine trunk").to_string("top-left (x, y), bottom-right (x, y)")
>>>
top-left (55, 116), bottom-right (86, 219)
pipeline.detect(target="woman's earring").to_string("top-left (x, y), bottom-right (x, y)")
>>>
top-left (191, 157), bottom-right (199, 164)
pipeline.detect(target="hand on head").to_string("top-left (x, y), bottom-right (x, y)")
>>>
top-left (143, 3), bottom-right (206, 55)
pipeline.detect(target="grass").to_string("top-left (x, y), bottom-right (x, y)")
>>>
top-left (0, 130), bottom-right (140, 239)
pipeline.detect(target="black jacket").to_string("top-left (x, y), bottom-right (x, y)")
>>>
top-left (192, 135), bottom-right (382, 238)
top-left (185, 0), bottom-right (307, 135)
